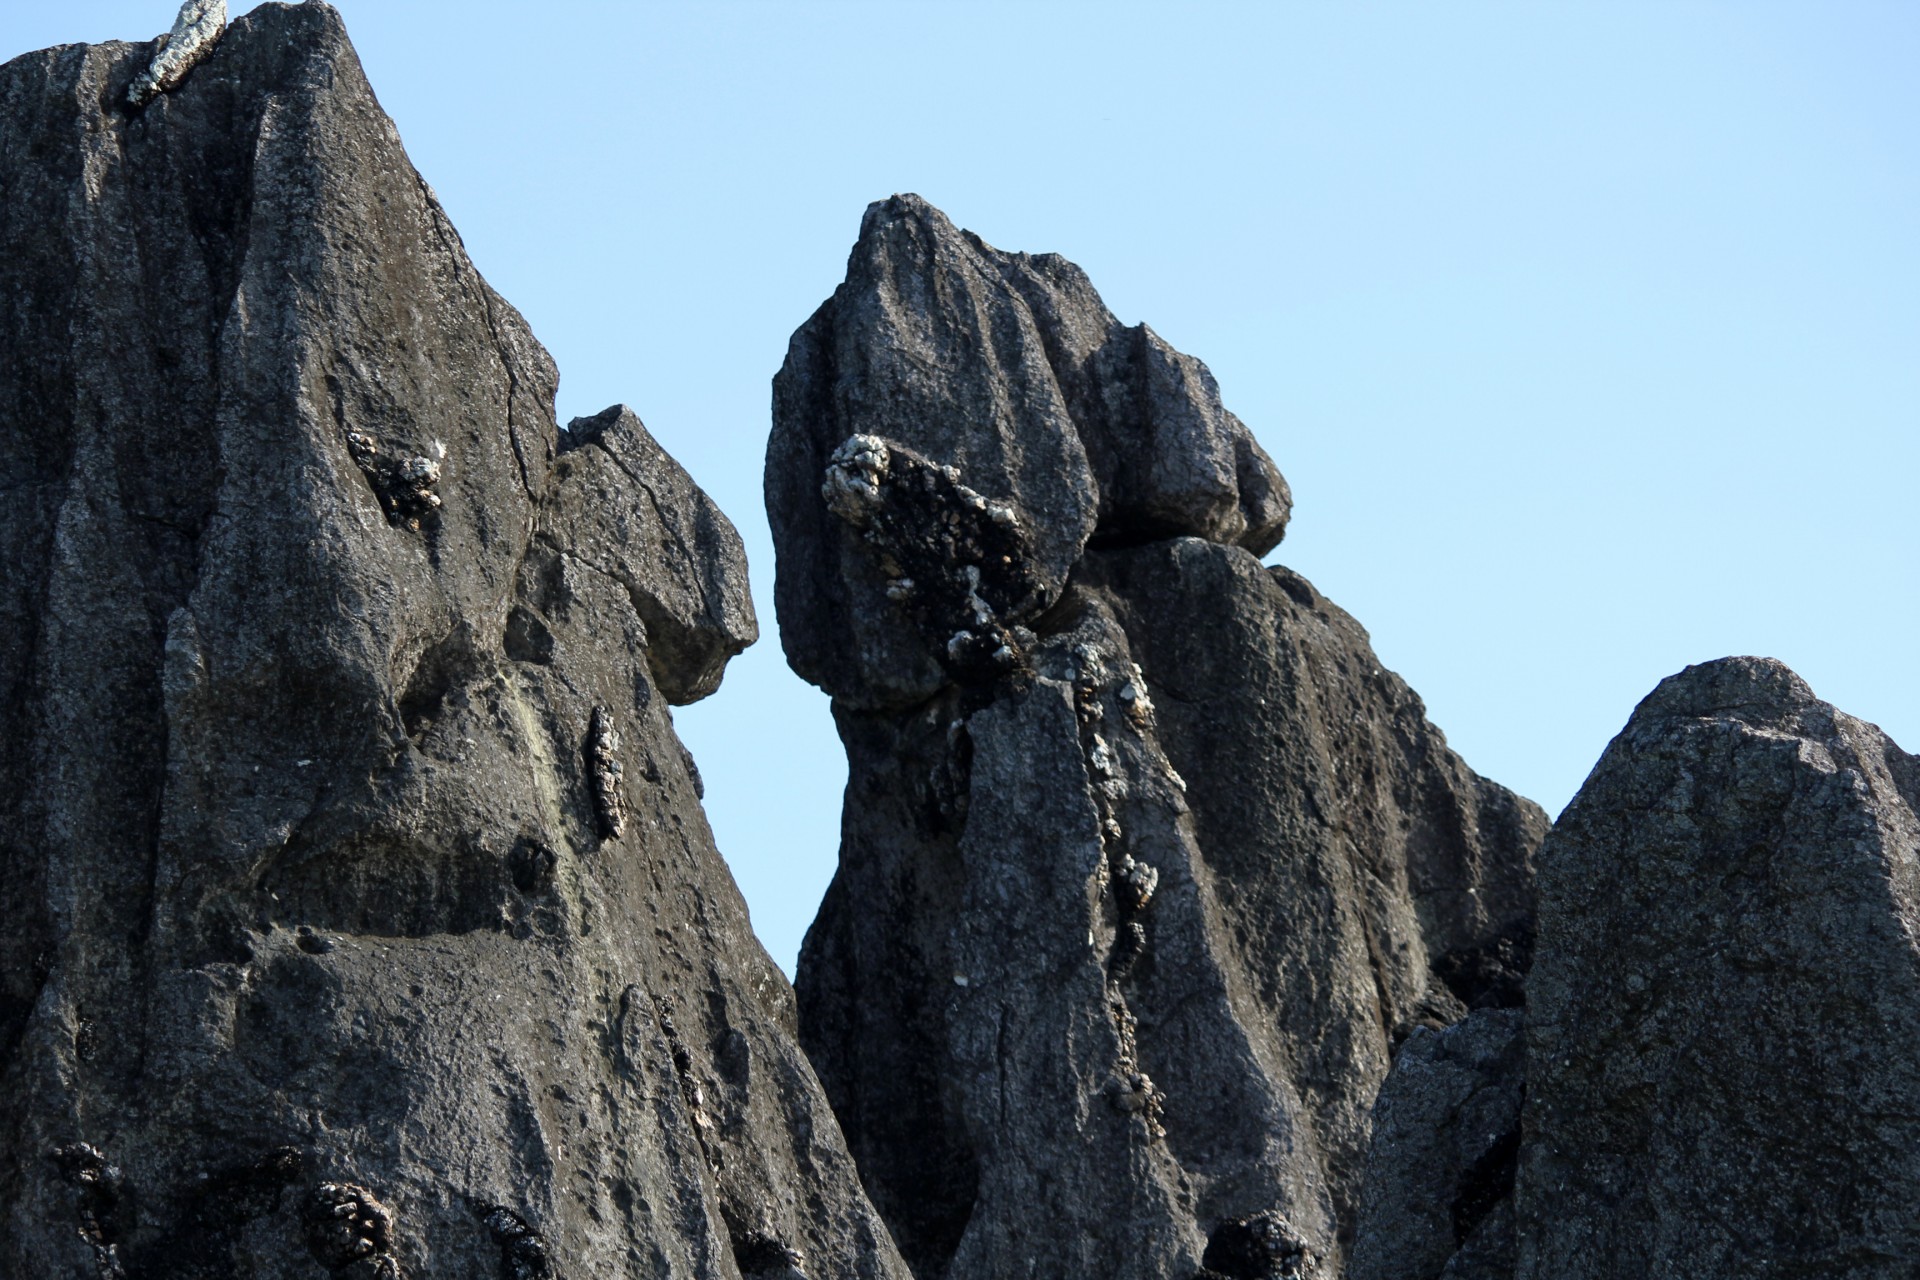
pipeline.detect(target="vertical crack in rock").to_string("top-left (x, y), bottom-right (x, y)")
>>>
top-left (50, 1144), bottom-right (127, 1280)
top-left (0, 9), bottom-right (905, 1279)
top-left (652, 992), bottom-right (722, 1175)
top-left (1072, 641), bottom-right (1166, 1135)
top-left (774, 194), bottom-right (1547, 1279)
top-left (1349, 1008), bottom-right (1525, 1280)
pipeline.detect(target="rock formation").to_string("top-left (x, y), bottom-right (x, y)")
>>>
top-left (770, 194), bottom-right (1547, 1279)
top-left (13, 8), bottom-right (1910, 1276)
top-left (1510, 658), bottom-right (1920, 1279)
top-left (1347, 656), bottom-right (1920, 1280)
top-left (0, 6), bottom-right (906, 1277)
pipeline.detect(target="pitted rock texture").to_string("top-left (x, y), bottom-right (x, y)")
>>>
top-left (775, 198), bottom-right (1545, 1280)
top-left (1513, 657), bottom-right (1920, 1280)
top-left (1348, 1010), bottom-right (1524, 1280)
top-left (0, 7), bottom-right (900, 1278)
top-left (768, 192), bottom-right (1292, 711)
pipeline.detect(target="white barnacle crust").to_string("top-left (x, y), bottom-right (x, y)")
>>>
top-left (1120, 664), bottom-right (1157, 724)
top-left (401, 456), bottom-right (441, 486)
top-left (821, 434), bottom-right (891, 526)
top-left (128, 0), bottom-right (228, 107)
top-left (1073, 642), bottom-right (1109, 686)
top-left (958, 563), bottom-right (995, 628)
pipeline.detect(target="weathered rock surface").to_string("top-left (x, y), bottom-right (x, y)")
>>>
top-left (0, 7), bottom-right (903, 1278)
top-left (1513, 657), bottom-right (1920, 1279)
top-left (768, 193), bottom-right (1291, 711)
top-left (1348, 1010), bottom-right (1524, 1280)
top-left (772, 198), bottom-right (1546, 1279)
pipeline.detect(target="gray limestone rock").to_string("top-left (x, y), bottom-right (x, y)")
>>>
top-left (0, 7), bottom-right (903, 1278)
top-left (551, 405), bottom-right (759, 705)
top-left (768, 193), bottom-right (1291, 711)
top-left (775, 198), bottom-right (1544, 1280)
top-left (1348, 1010), bottom-right (1524, 1280)
top-left (1513, 657), bottom-right (1920, 1280)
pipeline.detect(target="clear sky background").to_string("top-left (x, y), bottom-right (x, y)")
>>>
top-left (9, 2), bottom-right (1916, 975)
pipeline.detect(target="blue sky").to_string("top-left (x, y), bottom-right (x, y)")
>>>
top-left (10, 2), bottom-right (1917, 974)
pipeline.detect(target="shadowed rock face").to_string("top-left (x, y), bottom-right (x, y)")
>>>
top-left (770, 196), bottom-right (1546, 1280)
top-left (0, 7), bottom-right (904, 1278)
top-left (1511, 658), bottom-right (1920, 1280)
top-left (1348, 1010), bottom-right (1524, 1280)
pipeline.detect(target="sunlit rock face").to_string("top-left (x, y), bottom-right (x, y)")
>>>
top-left (1511, 658), bottom-right (1920, 1280)
top-left (769, 194), bottom-right (1545, 1280)
top-left (0, 7), bottom-right (906, 1277)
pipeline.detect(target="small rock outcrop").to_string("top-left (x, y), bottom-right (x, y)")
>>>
top-left (770, 195), bottom-right (1546, 1279)
top-left (0, 7), bottom-right (904, 1278)
top-left (1511, 658), bottom-right (1920, 1279)
top-left (1348, 1011), bottom-right (1524, 1280)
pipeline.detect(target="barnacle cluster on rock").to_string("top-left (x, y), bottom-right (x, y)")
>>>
top-left (822, 434), bottom-right (1040, 686)
top-left (1198, 1210), bottom-right (1321, 1280)
top-left (345, 431), bottom-right (444, 531)
top-left (303, 1182), bottom-right (400, 1278)
top-left (127, 0), bottom-right (226, 107)
top-left (586, 706), bottom-right (627, 841)
top-left (482, 1206), bottom-right (553, 1280)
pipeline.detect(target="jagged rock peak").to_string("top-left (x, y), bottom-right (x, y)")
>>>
top-left (0, 7), bottom-right (901, 1278)
top-left (1506, 656), bottom-right (1920, 1280)
top-left (769, 192), bottom-right (1292, 708)
top-left (775, 197), bottom-right (1545, 1279)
